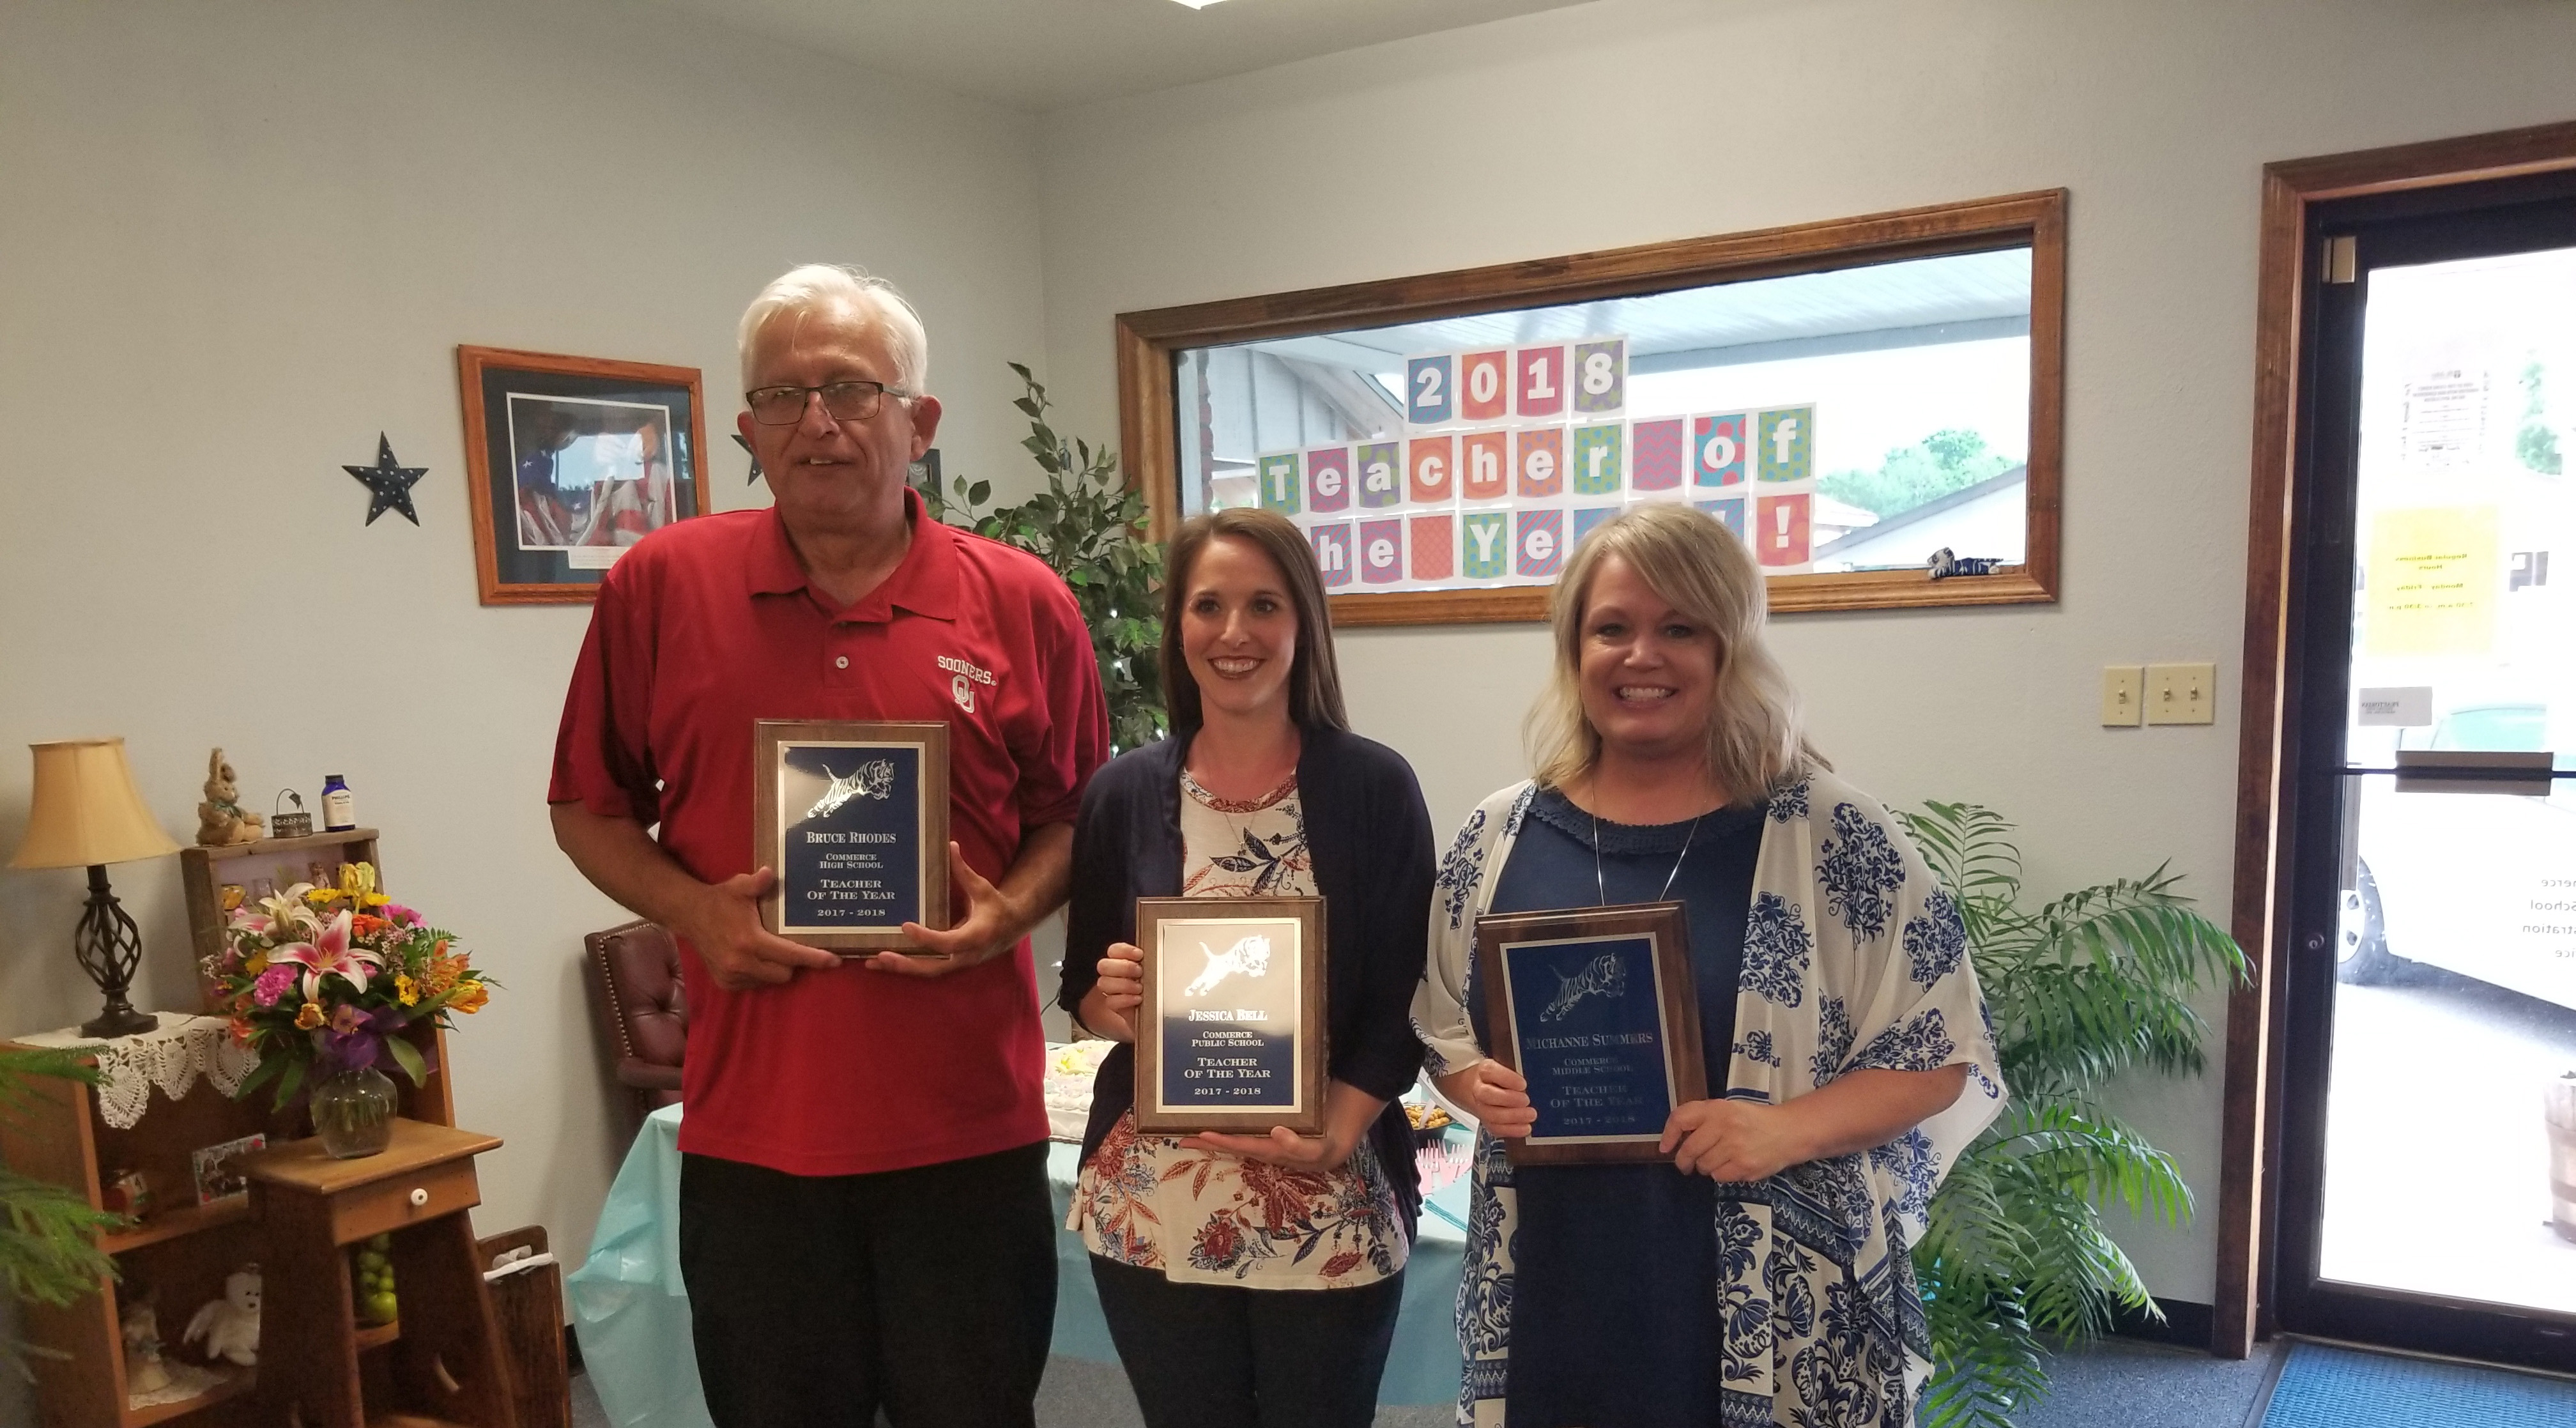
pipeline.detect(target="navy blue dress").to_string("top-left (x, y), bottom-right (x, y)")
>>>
top-left (1466, 786), bottom-right (1765, 1428)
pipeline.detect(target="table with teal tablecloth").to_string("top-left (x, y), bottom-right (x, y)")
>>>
top-left (567, 1103), bottom-right (1473, 1426)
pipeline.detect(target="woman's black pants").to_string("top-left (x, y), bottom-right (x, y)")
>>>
top-left (1088, 1253), bottom-right (1405, 1428)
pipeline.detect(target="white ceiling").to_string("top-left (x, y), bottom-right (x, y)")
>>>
top-left (649, 0), bottom-right (1597, 112)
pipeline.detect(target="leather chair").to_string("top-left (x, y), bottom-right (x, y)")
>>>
top-left (585, 919), bottom-right (687, 1132)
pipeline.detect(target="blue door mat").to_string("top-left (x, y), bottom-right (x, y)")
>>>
top-left (2259, 1342), bottom-right (2576, 1427)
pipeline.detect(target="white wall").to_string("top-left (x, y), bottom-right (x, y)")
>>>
top-left (1034, 0), bottom-right (2576, 1303)
top-left (0, 1), bottom-right (1046, 1397)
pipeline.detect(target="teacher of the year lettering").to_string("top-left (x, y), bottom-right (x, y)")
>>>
top-left (1059, 508), bottom-right (1436, 1428)
top-left (1412, 503), bottom-right (2005, 1428)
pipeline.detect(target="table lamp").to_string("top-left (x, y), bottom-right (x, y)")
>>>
top-left (10, 738), bottom-right (180, 1038)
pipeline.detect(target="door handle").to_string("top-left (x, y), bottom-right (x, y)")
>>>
top-left (2391, 749), bottom-right (2557, 796)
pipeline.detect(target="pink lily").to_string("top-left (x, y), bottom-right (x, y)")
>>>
top-left (267, 910), bottom-right (383, 1001)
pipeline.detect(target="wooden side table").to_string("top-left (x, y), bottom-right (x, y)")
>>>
top-left (241, 1119), bottom-right (516, 1428)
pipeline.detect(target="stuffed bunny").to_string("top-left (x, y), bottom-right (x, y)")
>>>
top-left (194, 748), bottom-right (263, 847)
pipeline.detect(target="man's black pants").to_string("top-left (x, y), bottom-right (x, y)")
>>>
top-left (678, 1142), bottom-right (1056, 1427)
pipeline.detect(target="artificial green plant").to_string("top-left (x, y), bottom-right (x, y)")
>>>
top-left (1, 1045), bottom-right (119, 1380)
top-left (1897, 801), bottom-right (2247, 1428)
top-left (922, 364), bottom-right (1165, 754)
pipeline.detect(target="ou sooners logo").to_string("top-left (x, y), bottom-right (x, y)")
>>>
top-left (951, 673), bottom-right (975, 713)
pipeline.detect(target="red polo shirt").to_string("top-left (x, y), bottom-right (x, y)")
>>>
top-left (549, 489), bottom-right (1108, 1176)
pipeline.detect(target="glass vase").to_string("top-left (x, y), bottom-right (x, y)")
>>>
top-left (310, 1066), bottom-right (397, 1159)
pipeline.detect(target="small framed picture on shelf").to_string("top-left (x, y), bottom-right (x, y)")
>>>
top-left (457, 345), bottom-right (708, 604)
top-left (190, 1133), bottom-right (267, 1206)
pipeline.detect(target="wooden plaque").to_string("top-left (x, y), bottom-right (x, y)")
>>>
top-left (1473, 900), bottom-right (1706, 1165)
top-left (754, 719), bottom-right (951, 954)
top-left (1133, 896), bottom-right (1328, 1136)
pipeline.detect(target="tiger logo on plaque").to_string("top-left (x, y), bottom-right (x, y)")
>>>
top-left (754, 719), bottom-right (951, 954)
top-left (1133, 897), bottom-right (1327, 1137)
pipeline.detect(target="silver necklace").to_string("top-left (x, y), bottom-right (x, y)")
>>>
top-left (1593, 806), bottom-right (1705, 908)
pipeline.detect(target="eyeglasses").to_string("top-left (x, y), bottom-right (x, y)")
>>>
top-left (744, 380), bottom-right (908, 426)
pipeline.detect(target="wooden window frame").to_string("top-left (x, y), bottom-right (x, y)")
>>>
top-left (1115, 190), bottom-right (2066, 626)
top-left (2216, 119), bottom-right (2576, 1361)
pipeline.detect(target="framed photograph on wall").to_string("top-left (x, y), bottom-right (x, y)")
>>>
top-left (458, 346), bottom-right (709, 604)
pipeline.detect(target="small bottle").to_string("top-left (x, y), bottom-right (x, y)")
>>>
top-left (321, 774), bottom-right (356, 832)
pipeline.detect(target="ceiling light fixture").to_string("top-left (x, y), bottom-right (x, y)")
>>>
top-left (1170, 0), bottom-right (1232, 8)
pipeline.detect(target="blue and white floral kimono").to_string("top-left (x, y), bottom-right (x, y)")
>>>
top-left (1411, 769), bottom-right (2005, 1428)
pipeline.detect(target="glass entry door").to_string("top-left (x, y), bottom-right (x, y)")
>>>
top-left (2275, 185), bottom-right (2576, 1369)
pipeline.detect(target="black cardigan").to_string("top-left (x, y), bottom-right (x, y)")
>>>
top-left (1057, 724), bottom-right (1435, 1237)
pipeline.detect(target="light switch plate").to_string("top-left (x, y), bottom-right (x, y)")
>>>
top-left (2146, 662), bottom-right (2218, 725)
top-left (2101, 666), bottom-right (2143, 726)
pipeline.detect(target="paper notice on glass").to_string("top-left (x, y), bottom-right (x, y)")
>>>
top-left (2400, 367), bottom-right (2489, 471)
top-left (2365, 506), bottom-right (2498, 656)
top-left (2354, 686), bottom-right (2433, 726)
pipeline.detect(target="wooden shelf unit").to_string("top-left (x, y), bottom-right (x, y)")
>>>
top-left (180, 828), bottom-right (382, 1006)
top-left (0, 832), bottom-right (460, 1428)
top-left (98, 1198), bottom-right (250, 1256)
top-left (243, 1119), bottom-right (514, 1428)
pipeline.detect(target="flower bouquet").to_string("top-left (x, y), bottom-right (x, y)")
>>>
top-left (202, 862), bottom-right (491, 1156)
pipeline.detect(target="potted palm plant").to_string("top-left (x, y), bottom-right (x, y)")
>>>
top-left (1897, 801), bottom-right (2247, 1428)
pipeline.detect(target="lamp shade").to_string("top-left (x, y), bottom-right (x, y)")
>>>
top-left (10, 739), bottom-right (181, 870)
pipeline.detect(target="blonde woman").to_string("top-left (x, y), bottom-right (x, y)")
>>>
top-left (1412, 504), bottom-right (2004, 1427)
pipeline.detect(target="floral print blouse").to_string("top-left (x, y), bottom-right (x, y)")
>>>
top-left (1069, 769), bottom-right (1408, 1288)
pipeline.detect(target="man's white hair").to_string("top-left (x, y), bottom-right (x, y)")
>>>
top-left (737, 264), bottom-right (929, 395)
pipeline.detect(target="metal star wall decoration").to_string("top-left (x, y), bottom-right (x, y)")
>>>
top-left (733, 431), bottom-right (763, 485)
top-left (344, 433), bottom-right (425, 525)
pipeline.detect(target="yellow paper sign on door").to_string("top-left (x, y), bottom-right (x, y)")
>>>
top-left (2365, 505), bottom-right (2497, 656)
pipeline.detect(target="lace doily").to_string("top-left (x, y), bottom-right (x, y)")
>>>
top-left (19, 1014), bottom-right (258, 1130)
top-left (127, 1361), bottom-right (231, 1409)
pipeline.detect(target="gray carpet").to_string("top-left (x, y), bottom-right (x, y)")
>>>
top-left (2016, 1337), bottom-right (2282, 1427)
top-left (571, 1336), bottom-right (2283, 1426)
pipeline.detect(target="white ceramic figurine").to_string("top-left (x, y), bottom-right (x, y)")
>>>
top-left (120, 1298), bottom-right (171, 1393)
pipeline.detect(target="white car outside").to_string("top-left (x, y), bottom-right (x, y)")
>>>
top-left (2343, 700), bottom-right (2576, 1010)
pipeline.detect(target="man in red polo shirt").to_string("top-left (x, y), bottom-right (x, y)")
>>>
top-left (549, 264), bottom-right (1107, 1427)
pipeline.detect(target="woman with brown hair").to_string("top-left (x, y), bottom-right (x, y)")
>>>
top-left (1412, 503), bottom-right (2004, 1427)
top-left (1058, 507), bottom-right (1435, 1427)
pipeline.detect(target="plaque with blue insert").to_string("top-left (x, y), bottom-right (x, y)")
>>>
top-left (1473, 902), bottom-right (1706, 1165)
top-left (1133, 896), bottom-right (1328, 1137)
top-left (755, 720), bottom-right (951, 954)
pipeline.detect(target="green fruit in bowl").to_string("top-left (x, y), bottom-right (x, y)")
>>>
top-left (362, 1290), bottom-right (399, 1325)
